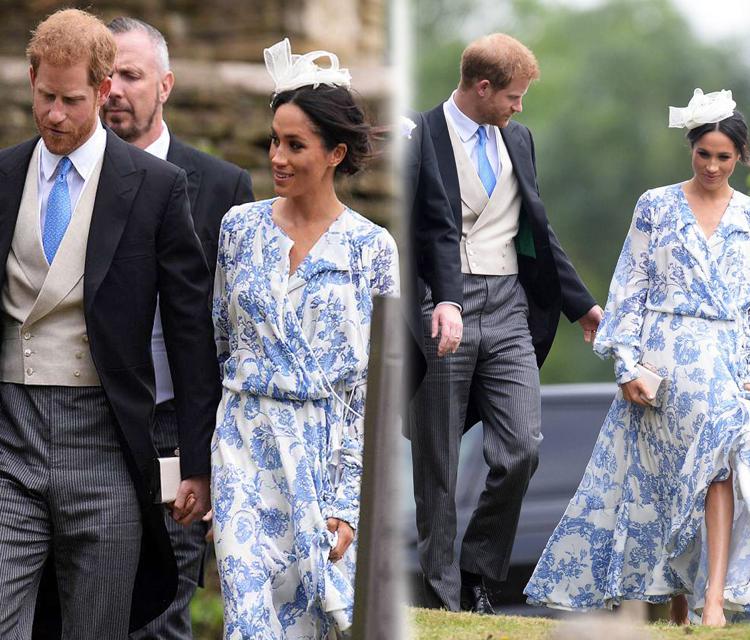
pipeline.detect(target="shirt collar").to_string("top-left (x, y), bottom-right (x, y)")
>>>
top-left (144, 121), bottom-right (171, 161)
top-left (445, 91), bottom-right (490, 143)
top-left (40, 119), bottom-right (106, 183)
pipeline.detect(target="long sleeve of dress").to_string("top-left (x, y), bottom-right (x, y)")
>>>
top-left (593, 192), bottom-right (653, 384)
top-left (213, 214), bottom-right (233, 372)
top-left (325, 232), bottom-right (400, 529)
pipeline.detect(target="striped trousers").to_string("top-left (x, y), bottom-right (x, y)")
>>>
top-left (0, 384), bottom-right (141, 639)
top-left (410, 274), bottom-right (542, 611)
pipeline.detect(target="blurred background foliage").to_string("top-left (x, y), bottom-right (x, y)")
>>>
top-left (412, 0), bottom-right (750, 383)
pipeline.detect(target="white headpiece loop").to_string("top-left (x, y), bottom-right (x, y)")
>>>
top-left (668, 88), bottom-right (736, 130)
top-left (264, 38), bottom-right (352, 95)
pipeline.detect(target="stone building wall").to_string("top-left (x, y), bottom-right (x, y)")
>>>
top-left (0, 0), bottom-right (394, 225)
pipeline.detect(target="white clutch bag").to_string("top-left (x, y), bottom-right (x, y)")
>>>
top-left (635, 363), bottom-right (665, 405)
top-left (153, 456), bottom-right (181, 504)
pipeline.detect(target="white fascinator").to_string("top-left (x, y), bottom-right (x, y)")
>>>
top-left (264, 38), bottom-right (352, 95)
top-left (669, 88), bottom-right (736, 130)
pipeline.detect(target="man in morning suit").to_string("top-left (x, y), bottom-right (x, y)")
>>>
top-left (404, 110), bottom-right (463, 398)
top-left (412, 33), bottom-right (603, 613)
top-left (0, 9), bottom-right (219, 637)
top-left (102, 17), bottom-right (254, 639)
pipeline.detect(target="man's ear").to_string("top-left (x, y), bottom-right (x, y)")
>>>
top-left (96, 76), bottom-right (112, 107)
top-left (29, 65), bottom-right (36, 89)
top-left (476, 79), bottom-right (491, 98)
top-left (159, 71), bottom-right (175, 105)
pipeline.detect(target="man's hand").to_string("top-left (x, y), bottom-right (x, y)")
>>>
top-left (168, 474), bottom-right (210, 526)
top-left (431, 303), bottom-right (463, 357)
top-left (578, 304), bottom-right (603, 343)
top-left (327, 517), bottom-right (355, 562)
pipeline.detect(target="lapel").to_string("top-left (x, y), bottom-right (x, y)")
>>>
top-left (444, 118), bottom-right (488, 217)
top-left (11, 144), bottom-right (47, 293)
top-left (84, 129), bottom-right (144, 312)
top-left (167, 138), bottom-right (201, 213)
top-left (500, 122), bottom-right (534, 201)
top-left (25, 154), bottom-right (105, 326)
top-left (0, 139), bottom-right (39, 273)
top-left (425, 106), bottom-right (462, 226)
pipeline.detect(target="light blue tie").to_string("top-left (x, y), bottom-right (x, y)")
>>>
top-left (43, 156), bottom-right (73, 264)
top-left (475, 126), bottom-right (497, 197)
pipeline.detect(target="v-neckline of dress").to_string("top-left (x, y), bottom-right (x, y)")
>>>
top-left (269, 203), bottom-right (349, 292)
top-left (678, 183), bottom-right (736, 244)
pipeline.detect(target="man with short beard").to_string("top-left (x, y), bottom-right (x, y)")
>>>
top-left (102, 16), bottom-right (253, 640)
top-left (0, 8), bottom-right (219, 638)
top-left (412, 33), bottom-right (603, 614)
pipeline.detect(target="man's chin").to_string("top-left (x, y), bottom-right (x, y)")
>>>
top-left (40, 133), bottom-right (75, 156)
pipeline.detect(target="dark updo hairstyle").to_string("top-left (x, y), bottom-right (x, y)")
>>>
top-left (687, 110), bottom-right (750, 163)
top-left (271, 84), bottom-right (372, 176)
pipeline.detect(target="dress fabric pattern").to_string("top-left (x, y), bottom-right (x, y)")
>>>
top-left (211, 198), bottom-right (399, 638)
top-left (525, 184), bottom-right (750, 614)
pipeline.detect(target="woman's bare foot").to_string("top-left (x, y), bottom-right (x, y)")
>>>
top-left (670, 595), bottom-right (689, 625)
top-left (701, 599), bottom-right (726, 627)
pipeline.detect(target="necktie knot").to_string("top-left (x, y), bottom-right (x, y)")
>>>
top-left (56, 157), bottom-right (72, 181)
top-left (476, 126), bottom-right (487, 145)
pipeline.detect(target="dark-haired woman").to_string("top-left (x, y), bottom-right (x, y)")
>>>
top-left (525, 90), bottom-right (750, 627)
top-left (210, 40), bottom-right (398, 638)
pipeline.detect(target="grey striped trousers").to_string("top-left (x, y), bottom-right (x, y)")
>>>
top-left (0, 383), bottom-right (141, 639)
top-left (410, 274), bottom-right (542, 611)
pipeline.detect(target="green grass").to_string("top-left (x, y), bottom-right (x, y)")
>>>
top-left (410, 608), bottom-right (750, 640)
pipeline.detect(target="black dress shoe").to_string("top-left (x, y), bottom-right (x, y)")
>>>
top-left (460, 571), bottom-right (497, 615)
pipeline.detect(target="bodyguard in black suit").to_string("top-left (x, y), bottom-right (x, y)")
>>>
top-left (412, 33), bottom-right (603, 613)
top-left (2, 9), bottom-right (217, 638)
top-left (404, 111), bottom-right (463, 396)
top-left (101, 17), bottom-right (253, 640)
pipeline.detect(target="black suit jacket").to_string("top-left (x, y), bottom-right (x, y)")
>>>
top-left (166, 137), bottom-right (254, 274)
top-left (423, 105), bottom-right (596, 367)
top-left (0, 129), bottom-right (221, 631)
top-left (405, 111), bottom-right (462, 395)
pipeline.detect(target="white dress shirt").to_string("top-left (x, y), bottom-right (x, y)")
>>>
top-left (443, 92), bottom-right (500, 178)
top-left (38, 120), bottom-right (107, 230)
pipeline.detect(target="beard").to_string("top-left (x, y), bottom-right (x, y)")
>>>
top-left (33, 103), bottom-right (98, 156)
top-left (102, 89), bottom-right (160, 144)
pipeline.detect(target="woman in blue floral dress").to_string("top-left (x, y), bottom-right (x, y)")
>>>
top-left (210, 40), bottom-right (399, 638)
top-left (525, 90), bottom-right (750, 627)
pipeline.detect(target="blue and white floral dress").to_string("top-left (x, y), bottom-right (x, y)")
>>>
top-left (211, 199), bottom-right (399, 638)
top-left (525, 184), bottom-right (750, 615)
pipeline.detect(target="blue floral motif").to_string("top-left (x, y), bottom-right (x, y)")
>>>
top-left (211, 198), bottom-right (399, 638)
top-left (526, 185), bottom-right (750, 615)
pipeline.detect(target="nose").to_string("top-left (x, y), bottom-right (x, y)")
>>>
top-left (47, 98), bottom-right (66, 124)
top-left (109, 73), bottom-right (124, 99)
top-left (270, 144), bottom-right (286, 166)
top-left (513, 98), bottom-right (523, 113)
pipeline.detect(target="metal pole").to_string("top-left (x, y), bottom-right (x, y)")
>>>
top-left (351, 295), bottom-right (405, 639)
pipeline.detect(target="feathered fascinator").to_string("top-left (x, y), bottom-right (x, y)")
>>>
top-left (264, 38), bottom-right (352, 95)
top-left (669, 88), bottom-right (736, 130)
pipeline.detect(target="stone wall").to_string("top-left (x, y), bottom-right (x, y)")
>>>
top-left (0, 0), bottom-right (395, 225)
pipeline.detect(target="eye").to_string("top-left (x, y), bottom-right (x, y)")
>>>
top-left (269, 134), bottom-right (279, 146)
top-left (289, 141), bottom-right (305, 151)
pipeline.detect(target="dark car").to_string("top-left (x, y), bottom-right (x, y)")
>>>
top-left (403, 382), bottom-right (618, 603)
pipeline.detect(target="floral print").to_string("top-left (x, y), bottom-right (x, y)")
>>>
top-left (525, 184), bottom-right (750, 615)
top-left (211, 199), bottom-right (399, 638)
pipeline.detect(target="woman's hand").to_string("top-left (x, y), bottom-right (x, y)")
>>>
top-left (620, 377), bottom-right (655, 406)
top-left (327, 517), bottom-right (354, 562)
